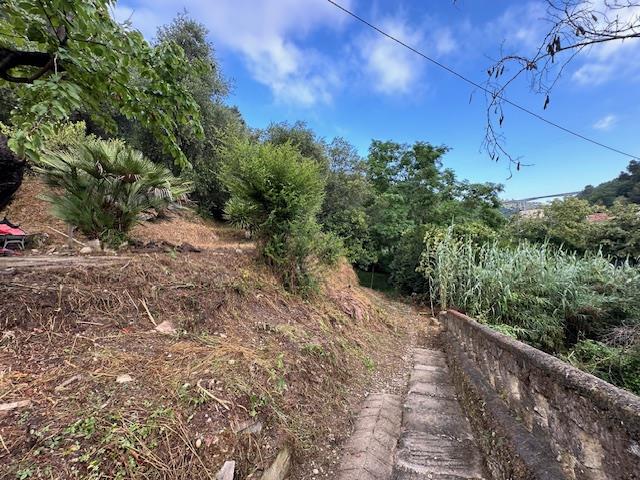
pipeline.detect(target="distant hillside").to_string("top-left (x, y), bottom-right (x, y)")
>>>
top-left (580, 160), bottom-right (640, 206)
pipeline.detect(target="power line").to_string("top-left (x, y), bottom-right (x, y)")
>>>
top-left (326, 0), bottom-right (639, 161)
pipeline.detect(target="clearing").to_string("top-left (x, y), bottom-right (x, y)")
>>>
top-left (1, 177), bottom-right (428, 479)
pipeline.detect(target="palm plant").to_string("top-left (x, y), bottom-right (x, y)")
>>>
top-left (35, 138), bottom-right (191, 244)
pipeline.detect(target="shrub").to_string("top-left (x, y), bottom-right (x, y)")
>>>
top-left (220, 139), bottom-right (340, 293)
top-left (419, 228), bottom-right (640, 353)
top-left (36, 138), bottom-right (191, 245)
top-left (566, 340), bottom-right (640, 395)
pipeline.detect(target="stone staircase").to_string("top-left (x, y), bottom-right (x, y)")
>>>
top-left (337, 348), bottom-right (488, 480)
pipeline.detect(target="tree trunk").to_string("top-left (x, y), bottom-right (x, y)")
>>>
top-left (0, 134), bottom-right (25, 211)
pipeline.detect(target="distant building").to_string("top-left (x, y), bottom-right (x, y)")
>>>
top-left (586, 213), bottom-right (612, 223)
top-left (519, 208), bottom-right (544, 218)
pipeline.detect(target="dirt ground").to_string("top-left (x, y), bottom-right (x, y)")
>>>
top-left (0, 178), bottom-right (425, 479)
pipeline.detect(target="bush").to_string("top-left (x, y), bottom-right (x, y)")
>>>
top-left (566, 340), bottom-right (640, 395)
top-left (36, 138), bottom-right (191, 245)
top-left (220, 139), bottom-right (340, 293)
top-left (390, 222), bottom-right (498, 296)
top-left (419, 228), bottom-right (640, 353)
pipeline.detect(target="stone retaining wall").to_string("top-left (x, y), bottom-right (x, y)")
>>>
top-left (440, 310), bottom-right (640, 480)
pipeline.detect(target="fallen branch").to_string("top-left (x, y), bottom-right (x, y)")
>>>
top-left (141, 299), bottom-right (157, 326)
top-left (46, 226), bottom-right (85, 246)
top-left (196, 380), bottom-right (232, 411)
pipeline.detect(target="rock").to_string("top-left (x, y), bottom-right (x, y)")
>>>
top-left (216, 460), bottom-right (235, 480)
top-left (79, 246), bottom-right (93, 254)
top-left (155, 320), bottom-right (177, 335)
top-left (260, 446), bottom-right (291, 480)
top-left (0, 399), bottom-right (31, 412)
top-left (86, 239), bottom-right (102, 251)
top-left (177, 242), bottom-right (201, 253)
top-left (233, 419), bottom-right (263, 435)
top-left (55, 374), bottom-right (82, 392)
top-left (116, 374), bottom-right (133, 384)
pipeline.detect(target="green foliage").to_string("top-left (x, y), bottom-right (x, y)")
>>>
top-left (590, 201), bottom-right (640, 260)
top-left (35, 138), bottom-right (191, 244)
top-left (566, 340), bottom-right (640, 395)
top-left (319, 139), bottom-right (375, 266)
top-left (0, 1), bottom-right (202, 166)
top-left (419, 228), bottom-right (640, 392)
top-left (260, 121), bottom-right (329, 172)
top-left (389, 224), bottom-right (430, 295)
top-left (220, 139), bottom-right (339, 293)
top-left (580, 160), bottom-right (640, 206)
top-left (508, 197), bottom-right (640, 260)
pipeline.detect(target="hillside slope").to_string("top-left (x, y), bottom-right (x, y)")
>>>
top-left (0, 178), bottom-right (421, 479)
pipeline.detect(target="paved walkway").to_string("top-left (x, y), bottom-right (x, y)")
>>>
top-left (338, 348), bottom-right (487, 480)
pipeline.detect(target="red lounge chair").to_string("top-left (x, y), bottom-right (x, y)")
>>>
top-left (0, 221), bottom-right (27, 250)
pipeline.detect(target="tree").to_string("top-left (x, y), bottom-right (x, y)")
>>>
top-left (484, 1), bottom-right (640, 166)
top-left (0, 134), bottom-right (24, 210)
top-left (260, 121), bottom-right (329, 172)
top-left (113, 14), bottom-right (246, 218)
top-left (0, 0), bottom-right (202, 166)
top-left (580, 160), bottom-right (640, 206)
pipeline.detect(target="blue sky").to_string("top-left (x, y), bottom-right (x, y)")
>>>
top-left (114, 0), bottom-right (640, 199)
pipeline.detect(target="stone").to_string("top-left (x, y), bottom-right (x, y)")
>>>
top-left (216, 460), bottom-right (235, 480)
top-left (116, 374), bottom-right (133, 384)
top-left (79, 246), bottom-right (93, 254)
top-left (0, 399), bottom-right (31, 412)
top-left (261, 446), bottom-right (291, 480)
top-left (233, 419), bottom-right (263, 435)
top-left (55, 374), bottom-right (82, 392)
top-left (155, 320), bottom-right (177, 335)
top-left (86, 239), bottom-right (102, 251)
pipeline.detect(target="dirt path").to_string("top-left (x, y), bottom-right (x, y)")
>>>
top-left (0, 255), bottom-right (132, 270)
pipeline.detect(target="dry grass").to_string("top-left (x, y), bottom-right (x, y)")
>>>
top-left (0, 175), bottom-right (420, 478)
top-left (1, 236), bottom-right (418, 479)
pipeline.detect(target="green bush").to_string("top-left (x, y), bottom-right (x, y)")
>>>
top-left (36, 138), bottom-right (191, 245)
top-left (418, 227), bottom-right (640, 392)
top-left (390, 222), bottom-right (498, 296)
top-left (566, 340), bottom-right (640, 395)
top-left (220, 139), bottom-right (341, 294)
top-left (419, 228), bottom-right (640, 353)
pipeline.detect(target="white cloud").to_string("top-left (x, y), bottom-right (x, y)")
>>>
top-left (433, 28), bottom-right (457, 56)
top-left (572, 38), bottom-right (640, 86)
top-left (359, 18), bottom-right (425, 94)
top-left (567, 1), bottom-right (640, 86)
top-left (489, 2), bottom-right (547, 52)
top-left (593, 114), bottom-right (618, 130)
top-left (357, 18), bottom-right (458, 95)
top-left (115, 0), bottom-right (353, 106)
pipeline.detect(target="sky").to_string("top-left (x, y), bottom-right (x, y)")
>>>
top-left (114, 0), bottom-right (640, 200)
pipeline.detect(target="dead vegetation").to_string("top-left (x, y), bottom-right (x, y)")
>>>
top-left (0, 180), bottom-right (420, 479)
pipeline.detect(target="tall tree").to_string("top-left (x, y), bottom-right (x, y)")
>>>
top-left (581, 160), bottom-right (640, 205)
top-left (0, 0), bottom-right (202, 165)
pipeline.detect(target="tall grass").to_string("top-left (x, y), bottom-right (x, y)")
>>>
top-left (419, 228), bottom-right (640, 391)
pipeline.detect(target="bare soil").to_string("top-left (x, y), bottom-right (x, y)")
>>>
top-left (0, 178), bottom-right (424, 480)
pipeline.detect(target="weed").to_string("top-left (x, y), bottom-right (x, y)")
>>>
top-left (302, 343), bottom-right (326, 357)
top-left (363, 356), bottom-right (375, 371)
